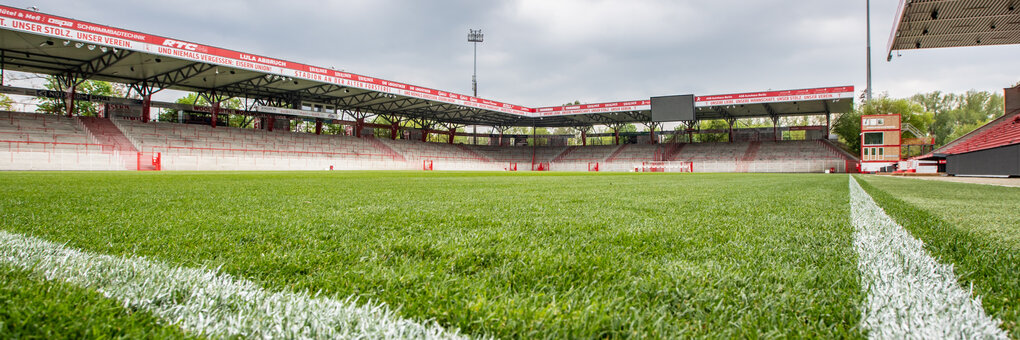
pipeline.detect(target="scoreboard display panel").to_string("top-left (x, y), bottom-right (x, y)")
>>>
top-left (651, 94), bottom-right (695, 122)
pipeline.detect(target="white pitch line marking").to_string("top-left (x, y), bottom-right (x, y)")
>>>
top-left (849, 176), bottom-right (1007, 339)
top-left (0, 230), bottom-right (477, 340)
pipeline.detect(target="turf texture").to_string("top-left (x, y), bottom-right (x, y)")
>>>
top-left (0, 171), bottom-right (865, 338)
top-left (858, 175), bottom-right (1020, 338)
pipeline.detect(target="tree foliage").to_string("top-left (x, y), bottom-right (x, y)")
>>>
top-left (696, 120), bottom-right (729, 143)
top-left (0, 94), bottom-right (14, 111)
top-left (160, 93), bottom-right (248, 128)
top-left (35, 76), bottom-right (119, 116)
top-left (502, 126), bottom-right (551, 145)
top-left (831, 111), bottom-right (862, 153)
top-left (916, 90), bottom-right (1003, 145)
top-left (832, 90), bottom-right (1003, 152)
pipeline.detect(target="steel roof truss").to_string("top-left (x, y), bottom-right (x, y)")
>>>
top-left (70, 49), bottom-right (133, 84)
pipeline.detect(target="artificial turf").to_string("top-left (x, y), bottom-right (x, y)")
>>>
top-left (858, 175), bottom-right (1020, 338)
top-left (1, 171), bottom-right (864, 338)
top-left (0, 264), bottom-right (196, 339)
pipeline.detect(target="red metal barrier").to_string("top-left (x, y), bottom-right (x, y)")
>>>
top-left (136, 152), bottom-right (161, 171)
top-left (847, 160), bottom-right (860, 173)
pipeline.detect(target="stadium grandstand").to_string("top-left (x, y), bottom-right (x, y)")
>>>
top-left (0, 5), bottom-right (858, 172)
top-left (888, 0), bottom-right (1020, 177)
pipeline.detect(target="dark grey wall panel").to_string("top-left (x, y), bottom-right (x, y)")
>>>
top-left (947, 144), bottom-right (1020, 177)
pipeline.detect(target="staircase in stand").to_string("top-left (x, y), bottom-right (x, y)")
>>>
top-left (818, 139), bottom-right (861, 173)
top-left (663, 143), bottom-right (686, 161)
top-left (455, 144), bottom-right (492, 161)
top-left (736, 141), bottom-right (761, 172)
top-left (605, 144), bottom-right (630, 162)
top-left (655, 143), bottom-right (685, 161)
top-left (364, 137), bottom-right (406, 161)
top-left (78, 117), bottom-right (140, 170)
top-left (550, 146), bottom-right (578, 162)
top-left (818, 139), bottom-right (859, 161)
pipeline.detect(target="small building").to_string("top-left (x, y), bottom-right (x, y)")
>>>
top-left (860, 114), bottom-right (901, 172)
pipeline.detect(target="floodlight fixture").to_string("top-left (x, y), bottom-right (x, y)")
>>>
top-left (467, 29), bottom-right (483, 97)
top-left (468, 29), bottom-right (484, 43)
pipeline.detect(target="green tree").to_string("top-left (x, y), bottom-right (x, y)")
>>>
top-left (0, 94), bottom-right (14, 111)
top-left (503, 126), bottom-right (551, 145)
top-left (695, 120), bottom-right (729, 143)
top-left (913, 90), bottom-right (1002, 146)
top-left (856, 96), bottom-right (932, 138)
top-left (370, 116), bottom-right (423, 139)
top-left (831, 111), bottom-right (861, 153)
top-left (550, 126), bottom-right (576, 145)
top-left (160, 93), bottom-right (247, 127)
top-left (832, 95), bottom-right (938, 153)
top-left (36, 76), bottom-right (119, 116)
top-left (371, 116), bottom-right (392, 138)
top-left (592, 123), bottom-right (637, 144)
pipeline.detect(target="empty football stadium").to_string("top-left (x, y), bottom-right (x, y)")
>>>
top-left (1, 1), bottom-right (1018, 339)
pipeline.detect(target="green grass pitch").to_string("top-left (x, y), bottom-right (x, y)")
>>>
top-left (857, 175), bottom-right (1020, 337)
top-left (0, 171), bottom-right (1015, 338)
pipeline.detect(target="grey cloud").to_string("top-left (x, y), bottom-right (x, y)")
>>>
top-left (6, 0), bottom-right (1017, 106)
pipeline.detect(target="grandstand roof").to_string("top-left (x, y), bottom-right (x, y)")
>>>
top-left (887, 0), bottom-right (1020, 60)
top-left (0, 5), bottom-right (853, 127)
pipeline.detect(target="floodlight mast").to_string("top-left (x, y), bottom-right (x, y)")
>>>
top-left (468, 29), bottom-right (484, 145)
top-left (865, 0), bottom-right (872, 103)
top-left (468, 29), bottom-right (483, 97)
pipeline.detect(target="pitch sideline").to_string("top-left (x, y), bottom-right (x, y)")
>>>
top-left (849, 176), bottom-right (1006, 339)
top-left (0, 230), bottom-right (476, 340)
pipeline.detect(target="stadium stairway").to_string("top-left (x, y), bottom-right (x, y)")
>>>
top-left (660, 143), bottom-right (684, 161)
top-left (78, 117), bottom-right (138, 170)
top-left (819, 139), bottom-right (861, 162)
top-left (736, 142), bottom-right (761, 172)
top-left (550, 146), bottom-right (578, 162)
top-left (605, 144), bottom-right (630, 162)
top-left (455, 144), bottom-right (493, 161)
top-left (364, 137), bottom-right (406, 161)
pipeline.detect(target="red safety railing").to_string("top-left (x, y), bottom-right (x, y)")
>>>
top-left (141, 145), bottom-right (403, 161)
top-left (0, 139), bottom-right (116, 153)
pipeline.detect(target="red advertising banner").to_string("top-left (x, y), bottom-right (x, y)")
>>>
top-left (694, 86), bottom-right (855, 107)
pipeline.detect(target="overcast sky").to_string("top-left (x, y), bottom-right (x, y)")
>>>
top-left (5, 0), bottom-right (1019, 106)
